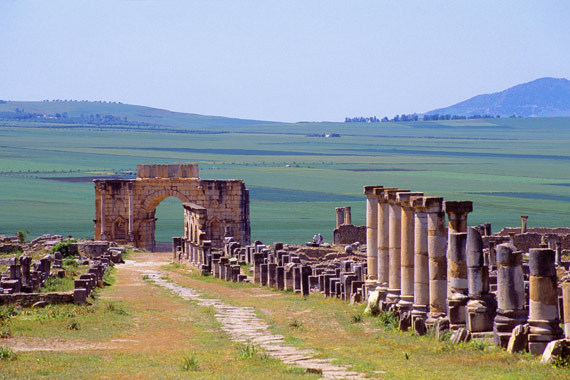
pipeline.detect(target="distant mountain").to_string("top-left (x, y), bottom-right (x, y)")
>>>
top-left (0, 100), bottom-right (277, 129)
top-left (426, 77), bottom-right (570, 117)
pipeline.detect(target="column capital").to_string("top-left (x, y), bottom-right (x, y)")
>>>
top-left (422, 196), bottom-right (444, 214)
top-left (375, 187), bottom-right (396, 202)
top-left (385, 189), bottom-right (410, 205)
top-left (364, 185), bottom-right (382, 197)
top-left (396, 192), bottom-right (424, 209)
top-left (443, 201), bottom-right (473, 216)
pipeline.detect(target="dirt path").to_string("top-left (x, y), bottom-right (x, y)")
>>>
top-left (120, 253), bottom-right (365, 379)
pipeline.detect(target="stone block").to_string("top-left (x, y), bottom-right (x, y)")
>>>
top-left (507, 323), bottom-right (529, 354)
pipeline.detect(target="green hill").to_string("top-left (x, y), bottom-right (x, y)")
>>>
top-left (426, 77), bottom-right (570, 118)
top-left (0, 100), bottom-right (278, 130)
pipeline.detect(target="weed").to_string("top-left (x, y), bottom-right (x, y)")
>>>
top-left (438, 330), bottom-right (453, 342)
top-left (181, 352), bottom-right (199, 371)
top-left (0, 346), bottom-right (16, 361)
top-left (289, 319), bottom-right (302, 329)
top-left (468, 339), bottom-right (487, 351)
top-left (67, 319), bottom-right (80, 330)
top-left (377, 311), bottom-right (398, 331)
top-left (0, 306), bottom-right (19, 323)
top-left (106, 302), bottom-right (128, 316)
top-left (237, 340), bottom-right (268, 360)
top-left (1, 326), bottom-right (12, 339)
top-left (350, 313), bottom-right (363, 324)
top-left (63, 258), bottom-right (78, 267)
top-left (552, 354), bottom-right (570, 368)
top-left (142, 274), bottom-right (150, 280)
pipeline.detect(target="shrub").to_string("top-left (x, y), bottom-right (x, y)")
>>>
top-left (51, 240), bottom-right (77, 258)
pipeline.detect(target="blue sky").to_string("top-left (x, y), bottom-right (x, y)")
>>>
top-left (1, 1), bottom-right (569, 122)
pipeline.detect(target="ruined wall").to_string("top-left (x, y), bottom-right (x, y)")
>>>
top-left (333, 224), bottom-right (366, 245)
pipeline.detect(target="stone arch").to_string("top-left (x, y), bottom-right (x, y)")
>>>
top-left (93, 164), bottom-right (250, 251)
top-left (141, 190), bottom-right (192, 213)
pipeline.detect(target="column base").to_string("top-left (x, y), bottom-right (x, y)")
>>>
top-left (448, 294), bottom-right (468, 330)
top-left (493, 309), bottom-right (528, 348)
top-left (528, 319), bottom-right (564, 355)
top-left (397, 295), bottom-right (414, 312)
top-left (386, 288), bottom-right (401, 305)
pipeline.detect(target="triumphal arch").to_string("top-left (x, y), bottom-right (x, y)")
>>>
top-left (93, 164), bottom-right (250, 251)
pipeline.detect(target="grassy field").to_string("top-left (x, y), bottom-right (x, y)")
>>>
top-left (1, 106), bottom-right (569, 244)
top-left (1, 251), bottom-right (567, 379)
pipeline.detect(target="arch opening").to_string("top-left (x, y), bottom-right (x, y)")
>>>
top-left (152, 196), bottom-right (184, 252)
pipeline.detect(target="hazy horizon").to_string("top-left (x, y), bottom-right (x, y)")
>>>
top-left (1, 1), bottom-right (569, 122)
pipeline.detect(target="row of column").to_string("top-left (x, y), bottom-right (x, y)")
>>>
top-left (365, 186), bottom-right (462, 328)
top-left (364, 185), bottom-right (566, 355)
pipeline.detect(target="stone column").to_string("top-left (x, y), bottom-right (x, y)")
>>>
top-left (335, 207), bottom-right (345, 229)
top-left (376, 187), bottom-right (394, 294)
top-left (527, 248), bottom-right (564, 355)
top-left (397, 192), bottom-right (423, 314)
top-left (493, 243), bottom-right (527, 347)
top-left (99, 184), bottom-right (108, 240)
top-left (465, 227), bottom-right (496, 333)
top-left (344, 207), bottom-right (352, 225)
top-left (520, 216), bottom-right (528, 234)
top-left (364, 186), bottom-right (381, 287)
top-left (128, 182), bottom-right (135, 242)
top-left (447, 231), bottom-right (468, 329)
top-left (563, 282), bottom-right (570, 339)
top-left (425, 197), bottom-right (447, 326)
top-left (411, 196), bottom-right (429, 334)
top-left (386, 188), bottom-right (409, 305)
top-left (443, 200), bottom-right (472, 328)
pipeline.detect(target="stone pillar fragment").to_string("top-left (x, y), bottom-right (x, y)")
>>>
top-left (520, 216), bottom-right (528, 234)
top-left (344, 207), bottom-right (352, 225)
top-left (397, 192), bottom-right (423, 314)
top-left (425, 197), bottom-right (447, 326)
top-left (447, 232), bottom-right (468, 329)
top-left (465, 227), bottom-right (496, 333)
top-left (99, 184), bottom-right (108, 240)
top-left (364, 186), bottom-right (381, 285)
top-left (563, 282), bottom-right (570, 339)
top-left (527, 248), bottom-right (564, 355)
top-left (411, 196), bottom-right (429, 334)
top-left (376, 187), bottom-right (394, 295)
top-left (386, 189), bottom-right (409, 305)
top-left (335, 207), bottom-right (345, 229)
top-left (493, 244), bottom-right (527, 347)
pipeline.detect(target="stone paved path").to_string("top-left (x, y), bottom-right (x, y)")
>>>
top-left (142, 269), bottom-right (365, 379)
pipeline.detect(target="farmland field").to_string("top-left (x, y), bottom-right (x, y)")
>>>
top-left (1, 111), bottom-right (569, 244)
